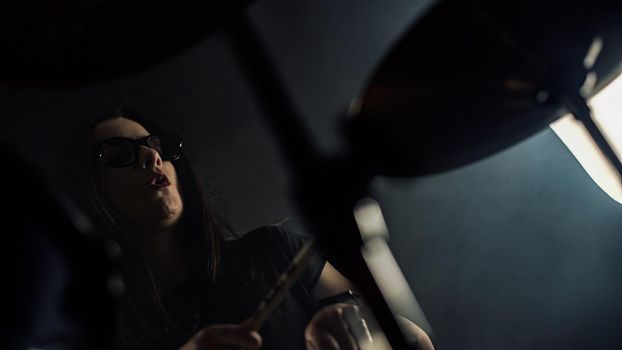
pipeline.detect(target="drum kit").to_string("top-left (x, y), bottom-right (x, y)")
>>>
top-left (2, 0), bottom-right (622, 348)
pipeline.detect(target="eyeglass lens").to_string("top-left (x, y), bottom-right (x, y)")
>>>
top-left (100, 134), bottom-right (180, 167)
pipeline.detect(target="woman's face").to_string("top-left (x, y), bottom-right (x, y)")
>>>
top-left (92, 117), bottom-right (183, 232)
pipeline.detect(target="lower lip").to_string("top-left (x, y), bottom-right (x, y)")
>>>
top-left (151, 182), bottom-right (171, 188)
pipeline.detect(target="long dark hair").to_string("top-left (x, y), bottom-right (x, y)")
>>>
top-left (68, 108), bottom-right (226, 349)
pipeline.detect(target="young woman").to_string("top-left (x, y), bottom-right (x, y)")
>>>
top-left (72, 110), bottom-right (433, 349)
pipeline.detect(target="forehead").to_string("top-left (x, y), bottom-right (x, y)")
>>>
top-left (92, 117), bottom-right (151, 143)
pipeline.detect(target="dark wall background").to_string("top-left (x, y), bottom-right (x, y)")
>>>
top-left (2, 1), bottom-right (622, 349)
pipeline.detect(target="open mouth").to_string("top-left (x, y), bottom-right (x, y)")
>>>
top-left (149, 173), bottom-right (171, 188)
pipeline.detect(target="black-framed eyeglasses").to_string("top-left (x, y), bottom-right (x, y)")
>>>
top-left (92, 133), bottom-right (183, 168)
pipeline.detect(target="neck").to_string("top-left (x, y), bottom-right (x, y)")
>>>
top-left (133, 223), bottom-right (189, 294)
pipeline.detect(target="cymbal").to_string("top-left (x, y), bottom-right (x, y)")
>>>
top-left (347, 0), bottom-right (622, 177)
top-left (0, 0), bottom-right (252, 86)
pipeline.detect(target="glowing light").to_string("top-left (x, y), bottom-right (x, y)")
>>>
top-left (550, 73), bottom-right (622, 204)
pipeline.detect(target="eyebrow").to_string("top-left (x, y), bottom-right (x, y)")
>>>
top-left (92, 134), bottom-right (150, 144)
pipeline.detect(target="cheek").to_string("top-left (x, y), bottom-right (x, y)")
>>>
top-left (100, 171), bottom-right (138, 211)
top-left (169, 168), bottom-right (184, 205)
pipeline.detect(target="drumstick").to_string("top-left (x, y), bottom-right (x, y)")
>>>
top-left (243, 239), bottom-right (316, 330)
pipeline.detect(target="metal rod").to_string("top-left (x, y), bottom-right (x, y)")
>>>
top-left (565, 94), bottom-right (622, 181)
top-left (225, 13), bottom-right (412, 349)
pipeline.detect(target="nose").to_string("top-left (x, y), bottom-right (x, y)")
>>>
top-left (137, 146), bottom-right (163, 170)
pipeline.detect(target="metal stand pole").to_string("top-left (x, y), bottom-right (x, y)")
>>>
top-left (225, 13), bottom-right (415, 350)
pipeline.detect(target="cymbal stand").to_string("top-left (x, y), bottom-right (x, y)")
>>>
top-left (225, 14), bottom-right (425, 350)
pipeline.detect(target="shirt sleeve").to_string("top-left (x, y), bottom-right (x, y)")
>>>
top-left (242, 224), bottom-right (326, 292)
top-left (270, 224), bottom-right (325, 290)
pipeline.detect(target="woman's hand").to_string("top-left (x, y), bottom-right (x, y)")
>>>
top-left (305, 303), bottom-right (371, 350)
top-left (179, 324), bottom-right (262, 350)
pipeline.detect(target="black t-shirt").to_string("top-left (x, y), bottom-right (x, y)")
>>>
top-left (125, 225), bottom-right (325, 349)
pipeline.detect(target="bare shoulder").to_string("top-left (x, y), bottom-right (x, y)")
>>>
top-left (311, 262), bottom-right (353, 299)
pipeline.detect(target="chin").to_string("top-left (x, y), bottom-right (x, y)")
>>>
top-left (160, 215), bottom-right (182, 229)
top-left (153, 192), bottom-right (181, 212)
top-left (160, 203), bottom-right (183, 223)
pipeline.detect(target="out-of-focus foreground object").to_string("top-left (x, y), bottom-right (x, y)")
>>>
top-left (0, 0), bottom-right (253, 87)
top-left (347, 0), bottom-right (622, 177)
top-left (1, 144), bottom-right (118, 350)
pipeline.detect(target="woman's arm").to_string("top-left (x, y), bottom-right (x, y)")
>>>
top-left (179, 324), bottom-right (262, 350)
top-left (308, 262), bottom-right (434, 350)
